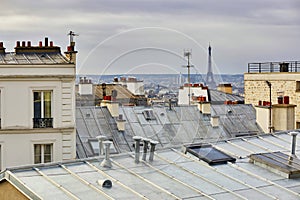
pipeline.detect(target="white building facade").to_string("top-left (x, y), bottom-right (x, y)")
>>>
top-left (0, 38), bottom-right (77, 170)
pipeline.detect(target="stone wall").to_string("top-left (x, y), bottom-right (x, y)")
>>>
top-left (245, 73), bottom-right (300, 128)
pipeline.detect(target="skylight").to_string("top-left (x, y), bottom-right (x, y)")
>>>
top-left (89, 139), bottom-right (117, 155)
top-left (185, 143), bottom-right (236, 165)
top-left (250, 152), bottom-right (300, 179)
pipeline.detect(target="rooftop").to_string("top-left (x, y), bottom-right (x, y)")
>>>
top-left (247, 61), bottom-right (300, 73)
top-left (2, 132), bottom-right (300, 199)
top-left (76, 104), bottom-right (262, 158)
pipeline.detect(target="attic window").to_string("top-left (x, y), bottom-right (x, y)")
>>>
top-left (185, 143), bottom-right (236, 165)
top-left (143, 109), bottom-right (156, 120)
top-left (250, 152), bottom-right (300, 179)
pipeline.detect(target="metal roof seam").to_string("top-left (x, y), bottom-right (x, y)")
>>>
top-left (33, 167), bottom-right (80, 200)
top-left (59, 164), bottom-right (114, 200)
top-left (111, 159), bottom-right (181, 199)
top-left (126, 153), bottom-right (214, 200)
top-left (170, 148), bottom-right (278, 199)
top-left (154, 152), bottom-right (248, 200)
top-left (227, 162), bottom-right (300, 198)
top-left (85, 161), bottom-right (149, 200)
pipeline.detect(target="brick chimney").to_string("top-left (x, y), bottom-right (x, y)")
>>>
top-left (64, 31), bottom-right (78, 64)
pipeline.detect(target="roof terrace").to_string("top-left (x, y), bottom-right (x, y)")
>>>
top-left (247, 61), bottom-right (300, 73)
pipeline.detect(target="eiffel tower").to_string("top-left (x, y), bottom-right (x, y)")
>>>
top-left (205, 44), bottom-right (216, 89)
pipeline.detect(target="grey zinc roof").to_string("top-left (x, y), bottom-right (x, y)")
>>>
top-left (209, 89), bottom-right (244, 104)
top-left (76, 104), bottom-right (262, 158)
top-left (2, 132), bottom-right (300, 200)
top-left (0, 52), bottom-right (70, 65)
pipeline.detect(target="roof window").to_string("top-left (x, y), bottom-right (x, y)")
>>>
top-left (143, 109), bottom-right (156, 120)
top-left (185, 143), bottom-right (236, 165)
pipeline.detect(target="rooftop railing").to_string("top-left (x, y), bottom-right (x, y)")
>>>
top-left (247, 61), bottom-right (300, 73)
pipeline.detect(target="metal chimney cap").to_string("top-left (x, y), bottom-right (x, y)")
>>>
top-left (289, 132), bottom-right (298, 136)
top-left (96, 135), bottom-right (107, 140)
top-left (150, 140), bottom-right (159, 145)
top-left (133, 136), bottom-right (142, 141)
top-left (143, 138), bottom-right (151, 142)
top-left (103, 141), bottom-right (113, 145)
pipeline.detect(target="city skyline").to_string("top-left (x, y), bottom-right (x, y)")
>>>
top-left (1, 0), bottom-right (299, 75)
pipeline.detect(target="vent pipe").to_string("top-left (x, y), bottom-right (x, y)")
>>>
top-left (290, 132), bottom-right (298, 157)
top-left (96, 135), bottom-right (107, 156)
top-left (142, 138), bottom-right (150, 161)
top-left (149, 140), bottom-right (159, 162)
top-left (133, 136), bottom-right (142, 164)
top-left (100, 141), bottom-right (112, 168)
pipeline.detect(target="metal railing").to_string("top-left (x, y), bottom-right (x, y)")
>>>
top-left (33, 118), bottom-right (53, 128)
top-left (248, 61), bottom-right (300, 73)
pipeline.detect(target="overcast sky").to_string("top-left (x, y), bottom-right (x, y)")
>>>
top-left (1, 0), bottom-right (299, 75)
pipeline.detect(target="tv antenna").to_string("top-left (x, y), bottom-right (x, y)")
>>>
top-left (67, 31), bottom-right (79, 44)
top-left (182, 49), bottom-right (194, 105)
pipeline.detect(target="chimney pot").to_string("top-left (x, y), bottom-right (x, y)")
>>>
top-left (100, 141), bottom-right (113, 168)
top-left (149, 140), bottom-right (159, 162)
top-left (16, 41), bottom-right (20, 47)
top-left (50, 41), bottom-right (53, 47)
top-left (142, 138), bottom-right (150, 161)
top-left (96, 135), bottom-right (107, 156)
top-left (133, 136), bottom-right (142, 164)
top-left (39, 41), bottom-right (42, 47)
top-left (27, 41), bottom-right (31, 47)
top-left (45, 37), bottom-right (48, 47)
top-left (22, 41), bottom-right (26, 47)
top-left (0, 42), bottom-right (3, 48)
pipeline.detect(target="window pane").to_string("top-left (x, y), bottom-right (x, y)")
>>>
top-left (44, 144), bottom-right (52, 163)
top-left (34, 92), bottom-right (41, 118)
top-left (34, 144), bottom-right (41, 164)
top-left (44, 91), bottom-right (51, 118)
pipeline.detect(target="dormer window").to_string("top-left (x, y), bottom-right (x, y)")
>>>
top-left (143, 109), bottom-right (156, 120)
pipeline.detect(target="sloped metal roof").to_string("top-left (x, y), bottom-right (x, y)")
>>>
top-left (209, 89), bottom-right (244, 104)
top-left (2, 132), bottom-right (300, 200)
top-left (0, 52), bottom-right (70, 65)
top-left (76, 104), bottom-right (262, 158)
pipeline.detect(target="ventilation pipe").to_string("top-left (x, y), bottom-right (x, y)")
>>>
top-left (100, 141), bottom-right (112, 168)
top-left (133, 136), bottom-right (142, 164)
top-left (149, 140), bottom-right (159, 162)
top-left (96, 135), bottom-right (107, 156)
top-left (142, 138), bottom-right (150, 161)
top-left (290, 132), bottom-right (298, 157)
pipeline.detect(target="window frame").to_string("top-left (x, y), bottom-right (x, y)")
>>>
top-left (33, 90), bottom-right (53, 119)
top-left (33, 143), bottom-right (53, 164)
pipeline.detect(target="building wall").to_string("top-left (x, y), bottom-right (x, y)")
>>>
top-left (0, 64), bottom-right (76, 169)
top-left (245, 73), bottom-right (300, 128)
top-left (0, 180), bottom-right (29, 200)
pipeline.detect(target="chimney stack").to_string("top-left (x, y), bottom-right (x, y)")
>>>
top-left (133, 136), bottom-right (142, 164)
top-left (149, 140), bottom-right (159, 162)
top-left (100, 141), bottom-right (113, 168)
top-left (142, 138), bottom-right (150, 161)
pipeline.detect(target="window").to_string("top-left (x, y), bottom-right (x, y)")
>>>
top-left (142, 109), bottom-right (156, 120)
top-left (185, 143), bottom-right (236, 165)
top-left (297, 122), bottom-right (300, 129)
top-left (34, 144), bottom-right (53, 164)
top-left (33, 91), bottom-right (53, 128)
top-left (296, 81), bottom-right (300, 92)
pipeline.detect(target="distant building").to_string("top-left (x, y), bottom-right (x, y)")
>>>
top-left (0, 36), bottom-right (77, 170)
top-left (114, 76), bottom-right (145, 96)
top-left (245, 61), bottom-right (300, 132)
top-left (178, 83), bottom-right (209, 105)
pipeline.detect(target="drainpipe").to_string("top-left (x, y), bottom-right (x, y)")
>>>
top-left (100, 141), bottom-right (112, 168)
top-left (149, 140), bottom-right (159, 162)
top-left (96, 135), bottom-right (107, 156)
top-left (133, 136), bottom-right (142, 164)
top-left (142, 138), bottom-right (150, 161)
top-left (266, 81), bottom-right (272, 133)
